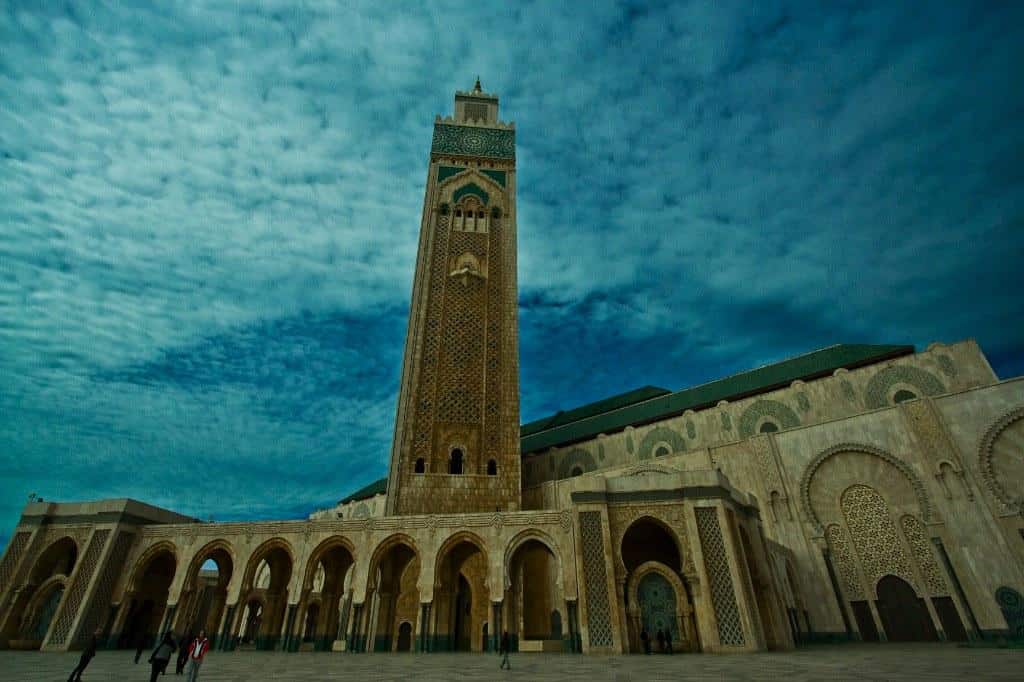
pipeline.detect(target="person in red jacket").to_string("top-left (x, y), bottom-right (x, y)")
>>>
top-left (184, 630), bottom-right (210, 681)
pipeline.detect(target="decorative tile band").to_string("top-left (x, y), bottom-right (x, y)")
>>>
top-left (432, 124), bottom-right (514, 160)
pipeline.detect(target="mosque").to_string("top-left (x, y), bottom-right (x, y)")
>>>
top-left (1, 83), bottom-right (1023, 656)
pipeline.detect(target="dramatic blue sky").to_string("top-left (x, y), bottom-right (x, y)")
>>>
top-left (2, 1), bottom-right (1022, 550)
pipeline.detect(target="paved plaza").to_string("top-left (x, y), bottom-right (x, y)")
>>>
top-left (1, 644), bottom-right (1021, 682)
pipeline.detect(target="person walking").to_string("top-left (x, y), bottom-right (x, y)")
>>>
top-left (67, 630), bottom-right (100, 682)
top-left (499, 630), bottom-right (511, 670)
top-left (148, 632), bottom-right (177, 682)
top-left (665, 628), bottom-right (673, 655)
top-left (184, 630), bottom-right (210, 682)
top-left (640, 628), bottom-right (651, 654)
top-left (175, 632), bottom-right (192, 675)
top-left (656, 628), bottom-right (665, 653)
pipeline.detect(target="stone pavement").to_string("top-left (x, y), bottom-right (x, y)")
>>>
top-left (1, 644), bottom-right (1021, 682)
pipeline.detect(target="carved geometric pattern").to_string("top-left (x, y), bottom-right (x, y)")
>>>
top-left (694, 507), bottom-right (745, 646)
top-left (937, 355), bottom-right (957, 378)
top-left (410, 213), bottom-right (451, 465)
top-left (436, 230), bottom-right (487, 424)
top-left (47, 529), bottom-right (109, 646)
top-left (864, 365), bottom-right (944, 409)
top-left (686, 420), bottom-right (696, 439)
top-left (825, 524), bottom-right (863, 599)
top-left (557, 448), bottom-right (597, 480)
top-left (738, 400), bottom-right (801, 438)
top-left (750, 436), bottom-right (782, 496)
top-left (800, 443), bottom-right (933, 533)
top-left (637, 426), bottom-right (686, 459)
top-left (841, 485), bottom-right (917, 595)
top-left (977, 406), bottom-right (1024, 515)
top-left (579, 511), bottom-right (613, 647)
top-left (796, 392), bottom-right (811, 413)
top-left (73, 531), bottom-right (134, 648)
top-left (0, 531), bottom-right (31, 597)
top-left (483, 215), bottom-right (503, 460)
top-left (900, 515), bottom-right (948, 596)
top-left (720, 412), bottom-right (732, 431)
top-left (431, 124), bottom-right (515, 160)
top-left (902, 399), bottom-right (957, 466)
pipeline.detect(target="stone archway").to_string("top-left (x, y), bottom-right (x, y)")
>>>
top-left (875, 575), bottom-right (938, 642)
top-left (298, 537), bottom-right (355, 651)
top-left (434, 533), bottom-right (488, 652)
top-left (175, 541), bottom-right (233, 647)
top-left (505, 538), bottom-right (562, 652)
top-left (234, 539), bottom-right (293, 650)
top-left (626, 562), bottom-right (693, 654)
top-left (619, 518), bottom-right (698, 653)
top-left (1, 536), bottom-right (78, 649)
top-left (120, 544), bottom-right (177, 650)
top-left (365, 535), bottom-right (419, 653)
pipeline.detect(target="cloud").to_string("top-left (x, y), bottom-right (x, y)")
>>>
top-left (1, 1), bottom-right (1022, 548)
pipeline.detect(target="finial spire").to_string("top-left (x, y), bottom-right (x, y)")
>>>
top-left (473, 76), bottom-right (482, 93)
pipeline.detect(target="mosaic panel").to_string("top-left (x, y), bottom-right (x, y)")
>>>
top-left (638, 572), bottom-right (680, 642)
top-left (637, 426), bottom-right (686, 460)
top-left (484, 215), bottom-right (503, 462)
top-left (841, 485), bottom-right (916, 594)
top-left (73, 531), bottom-right (133, 648)
top-left (694, 507), bottom-right (745, 646)
top-left (864, 366), bottom-right (944, 409)
top-left (431, 124), bottom-right (515, 160)
top-left (579, 511), bottom-right (613, 647)
top-left (0, 531), bottom-right (31, 596)
top-left (738, 400), bottom-right (801, 438)
top-left (47, 529), bottom-right (110, 646)
top-left (825, 524), bottom-right (864, 599)
top-left (900, 515), bottom-right (949, 596)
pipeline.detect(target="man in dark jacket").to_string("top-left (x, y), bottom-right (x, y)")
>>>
top-left (67, 630), bottom-right (100, 682)
top-left (499, 630), bottom-right (511, 670)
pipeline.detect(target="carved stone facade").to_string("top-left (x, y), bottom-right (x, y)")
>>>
top-left (2, 86), bottom-right (1023, 657)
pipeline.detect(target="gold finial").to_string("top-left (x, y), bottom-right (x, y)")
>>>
top-left (473, 76), bottom-right (482, 93)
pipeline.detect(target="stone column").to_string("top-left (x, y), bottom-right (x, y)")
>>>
top-left (347, 604), bottom-right (364, 653)
top-left (490, 601), bottom-right (502, 652)
top-left (419, 602), bottom-right (431, 652)
top-left (218, 604), bottom-right (237, 651)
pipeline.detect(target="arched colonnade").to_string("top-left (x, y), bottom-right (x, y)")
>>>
top-left (103, 516), bottom-right (577, 654)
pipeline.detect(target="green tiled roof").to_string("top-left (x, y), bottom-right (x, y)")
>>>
top-left (338, 477), bottom-right (387, 505)
top-left (521, 385), bottom-right (670, 437)
top-left (519, 344), bottom-right (913, 455)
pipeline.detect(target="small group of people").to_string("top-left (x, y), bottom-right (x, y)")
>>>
top-left (639, 626), bottom-right (673, 654)
top-left (65, 629), bottom-right (209, 681)
top-left (141, 630), bottom-right (210, 682)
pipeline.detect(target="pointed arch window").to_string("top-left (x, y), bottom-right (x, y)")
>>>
top-left (487, 459), bottom-right (497, 476)
top-left (449, 448), bottom-right (464, 475)
top-left (414, 458), bottom-right (425, 474)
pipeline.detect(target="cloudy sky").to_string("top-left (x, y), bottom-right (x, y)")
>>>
top-left (2, 1), bottom-right (1022, 550)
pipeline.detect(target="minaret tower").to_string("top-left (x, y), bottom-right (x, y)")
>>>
top-left (385, 80), bottom-right (520, 515)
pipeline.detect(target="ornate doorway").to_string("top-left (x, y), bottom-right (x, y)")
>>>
top-left (637, 573), bottom-right (679, 645)
top-left (875, 575), bottom-right (937, 641)
top-left (397, 621), bottom-right (413, 652)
